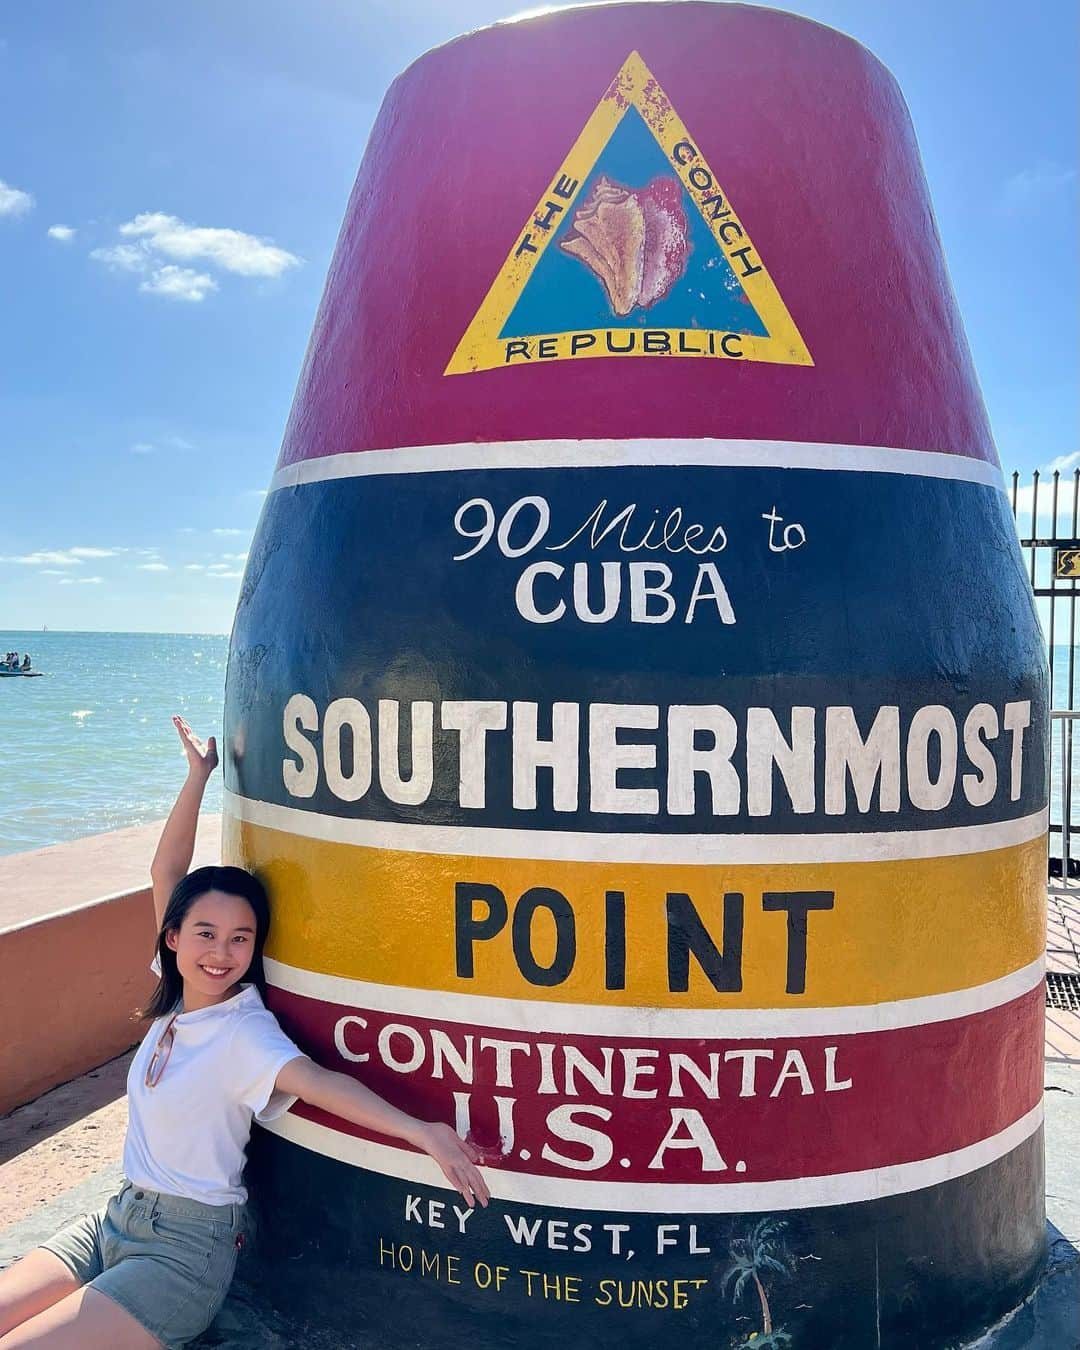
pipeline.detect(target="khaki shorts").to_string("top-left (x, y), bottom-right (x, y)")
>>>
top-left (39, 1179), bottom-right (242, 1348)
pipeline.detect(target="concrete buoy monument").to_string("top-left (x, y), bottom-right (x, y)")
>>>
top-left (223, 4), bottom-right (1048, 1346)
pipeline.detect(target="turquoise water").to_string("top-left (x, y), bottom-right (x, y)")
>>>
top-left (0, 631), bottom-right (227, 858)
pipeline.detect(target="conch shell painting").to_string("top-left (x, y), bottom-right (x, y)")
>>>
top-left (559, 174), bottom-right (690, 316)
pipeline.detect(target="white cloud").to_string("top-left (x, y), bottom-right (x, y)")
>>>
top-left (47, 224), bottom-right (75, 242)
top-left (139, 265), bottom-right (217, 302)
top-left (40, 569), bottom-right (67, 575)
top-left (91, 243), bottom-right (147, 272)
top-left (1, 550), bottom-right (83, 566)
top-left (119, 212), bottom-right (300, 277)
top-left (212, 528), bottom-right (248, 537)
top-left (185, 563), bottom-right (206, 571)
top-left (244, 488), bottom-right (268, 499)
top-left (221, 551), bottom-right (248, 562)
top-left (92, 244), bottom-right (217, 302)
top-left (132, 436), bottom-right (195, 452)
top-left (0, 179), bottom-right (34, 217)
top-left (59, 576), bottom-right (104, 585)
top-left (91, 212), bottom-right (299, 304)
top-left (1, 545), bottom-right (118, 566)
top-left (207, 562), bottom-right (234, 572)
top-left (999, 162), bottom-right (1077, 215)
top-left (137, 562), bottom-right (170, 572)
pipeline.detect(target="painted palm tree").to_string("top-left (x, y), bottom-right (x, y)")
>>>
top-left (721, 1217), bottom-right (795, 1341)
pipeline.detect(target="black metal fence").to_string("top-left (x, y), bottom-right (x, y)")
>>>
top-left (1011, 466), bottom-right (1080, 874)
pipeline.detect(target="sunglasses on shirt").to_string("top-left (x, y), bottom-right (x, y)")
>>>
top-left (145, 1012), bottom-right (180, 1089)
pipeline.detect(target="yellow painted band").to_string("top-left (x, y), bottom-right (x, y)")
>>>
top-left (224, 815), bottom-right (1045, 1010)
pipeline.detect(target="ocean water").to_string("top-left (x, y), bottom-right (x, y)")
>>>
top-left (0, 631), bottom-right (227, 858)
top-left (2, 630), bottom-right (1078, 860)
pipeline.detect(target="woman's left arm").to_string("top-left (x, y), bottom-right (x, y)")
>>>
top-left (275, 1057), bottom-right (490, 1208)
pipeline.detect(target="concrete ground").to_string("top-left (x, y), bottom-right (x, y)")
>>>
top-left (0, 1053), bottom-right (130, 1232)
top-left (2, 892), bottom-right (1078, 1348)
top-left (1047, 881), bottom-right (1080, 1064)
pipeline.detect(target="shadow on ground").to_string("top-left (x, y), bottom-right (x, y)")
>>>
top-left (961, 1223), bottom-right (1079, 1348)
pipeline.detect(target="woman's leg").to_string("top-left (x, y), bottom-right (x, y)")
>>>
top-left (0, 1285), bottom-right (160, 1349)
top-left (0, 1252), bottom-right (80, 1338)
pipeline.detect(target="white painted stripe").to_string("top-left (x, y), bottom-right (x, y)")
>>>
top-left (263, 953), bottom-right (1044, 1039)
top-left (268, 438), bottom-right (1006, 494)
top-left (226, 790), bottom-right (1047, 865)
top-left (259, 1101), bottom-right (1043, 1213)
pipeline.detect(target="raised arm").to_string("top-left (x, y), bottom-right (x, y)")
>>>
top-left (275, 1056), bottom-right (491, 1209)
top-left (150, 716), bottom-right (219, 930)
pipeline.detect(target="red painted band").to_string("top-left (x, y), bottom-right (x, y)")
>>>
top-left (267, 983), bottom-right (1043, 1185)
top-left (279, 4), bottom-right (994, 468)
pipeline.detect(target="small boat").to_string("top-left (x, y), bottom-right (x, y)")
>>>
top-left (0, 668), bottom-right (43, 678)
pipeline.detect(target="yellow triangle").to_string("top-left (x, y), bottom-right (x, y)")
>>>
top-left (445, 51), bottom-right (813, 376)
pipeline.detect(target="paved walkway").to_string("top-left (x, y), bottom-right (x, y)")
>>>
top-left (1047, 883), bottom-right (1080, 1065)
top-left (0, 1053), bottom-right (130, 1231)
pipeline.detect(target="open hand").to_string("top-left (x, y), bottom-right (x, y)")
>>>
top-left (172, 715), bottom-right (219, 780)
top-left (418, 1122), bottom-right (491, 1208)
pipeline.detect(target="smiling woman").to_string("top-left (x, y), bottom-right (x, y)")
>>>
top-left (0, 717), bottom-right (489, 1350)
top-left (144, 870), bottom-right (270, 1020)
top-left (176, 904), bottom-right (255, 988)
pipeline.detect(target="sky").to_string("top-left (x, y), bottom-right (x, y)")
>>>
top-left (0, 0), bottom-right (1076, 634)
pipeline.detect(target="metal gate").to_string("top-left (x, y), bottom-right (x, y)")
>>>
top-left (1012, 466), bottom-right (1080, 875)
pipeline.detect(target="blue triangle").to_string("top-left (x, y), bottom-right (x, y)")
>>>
top-left (499, 107), bottom-right (770, 340)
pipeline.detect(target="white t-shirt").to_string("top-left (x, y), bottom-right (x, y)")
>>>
top-left (124, 979), bottom-right (306, 1205)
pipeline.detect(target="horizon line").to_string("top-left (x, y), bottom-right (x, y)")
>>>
top-left (0, 628), bottom-right (230, 637)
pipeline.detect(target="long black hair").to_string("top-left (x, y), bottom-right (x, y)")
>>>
top-left (138, 865), bottom-right (272, 1022)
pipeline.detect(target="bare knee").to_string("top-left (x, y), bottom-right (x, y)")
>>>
top-left (0, 1253), bottom-right (80, 1338)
